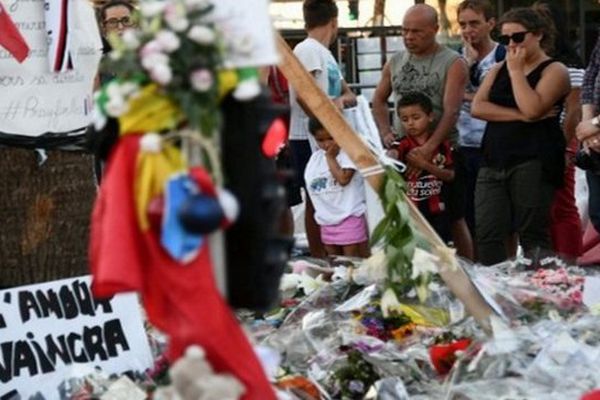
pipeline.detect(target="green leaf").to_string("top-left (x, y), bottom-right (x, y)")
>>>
top-left (370, 217), bottom-right (390, 246)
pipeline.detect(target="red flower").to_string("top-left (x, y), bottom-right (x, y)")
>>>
top-left (429, 339), bottom-right (471, 375)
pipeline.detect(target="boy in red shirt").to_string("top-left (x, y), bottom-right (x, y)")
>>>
top-left (388, 92), bottom-right (455, 242)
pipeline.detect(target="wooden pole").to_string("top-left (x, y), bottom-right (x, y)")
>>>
top-left (275, 33), bottom-right (494, 327)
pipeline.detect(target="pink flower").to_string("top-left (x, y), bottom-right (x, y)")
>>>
top-left (190, 69), bottom-right (213, 92)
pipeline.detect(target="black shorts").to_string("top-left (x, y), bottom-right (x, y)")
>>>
top-left (446, 149), bottom-right (467, 221)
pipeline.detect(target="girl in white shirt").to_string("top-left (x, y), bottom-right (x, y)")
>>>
top-left (304, 118), bottom-right (369, 257)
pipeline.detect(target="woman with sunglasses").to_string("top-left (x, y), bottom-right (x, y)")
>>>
top-left (471, 7), bottom-right (570, 265)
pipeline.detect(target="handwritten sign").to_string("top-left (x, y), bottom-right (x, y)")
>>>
top-left (212, 0), bottom-right (279, 68)
top-left (0, 276), bottom-right (153, 400)
top-left (0, 0), bottom-right (101, 136)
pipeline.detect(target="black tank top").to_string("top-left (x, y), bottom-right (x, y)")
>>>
top-left (482, 59), bottom-right (566, 185)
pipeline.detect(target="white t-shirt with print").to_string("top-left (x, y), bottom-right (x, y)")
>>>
top-left (289, 37), bottom-right (343, 141)
top-left (304, 149), bottom-right (366, 226)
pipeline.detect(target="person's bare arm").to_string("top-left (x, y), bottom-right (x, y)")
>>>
top-left (563, 87), bottom-right (581, 142)
top-left (326, 144), bottom-right (355, 185)
top-left (508, 51), bottom-right (570, 120)
top-left (422, 58), bottom-right (468, 154)
top-left (406, 151), bottom-right (454, 182)
top-left (372, 61), bottom-right (395, 147)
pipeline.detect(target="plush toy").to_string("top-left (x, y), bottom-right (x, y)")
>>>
top-left (154, 345), bottom-right (246, 400)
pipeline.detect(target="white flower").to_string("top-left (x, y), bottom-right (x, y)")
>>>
top-left (298, 273), bottom-right (325, 296)
top-left (187, 25), bottom-right (216, 45)
top-left (140, 40), bottom-right (162, 57)
top-left (141, 52), bottom-right (169, 70)
top-left (410, 248), bottom-right (439, 280)
top-left (150, 63), bottom-right (173, 85)
top-left (105, 97), bottom-right (128, 117)
top-left (121, 29), bottom-right (140, 50)
top-left (140, 1), bottom-right (166, 17)
top-left (106, 81), bottom-right (122, 99)
top-left (140, 132), bottom-right (162, 153)
top-left (190, 69), bottom-right (213, 92)
top-left (165, 3), bottom-right (189, 32)
top-left (279, 273), bottom-right (302, 292)
top-left (119, 82), bottom-right (139, 97)
top-left (352, 250), bottom-right (387, 285)
top-left (233, 79), bottom-right (260, 101)
top-left (380, 288), bottom-right (401, 318)
top-left (156, 30), bottom-right (181, 53)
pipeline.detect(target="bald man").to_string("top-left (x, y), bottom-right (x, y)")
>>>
top-left (372, 4), bottom-right (473, 260)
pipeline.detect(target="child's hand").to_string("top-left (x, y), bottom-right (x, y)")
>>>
top-left (326, 143), bottom-right (340, 158)
top-left (406, 151), bottom-right (429, 170)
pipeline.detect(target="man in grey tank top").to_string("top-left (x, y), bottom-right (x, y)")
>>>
top-left (372, 4), bottom-right (474, 260)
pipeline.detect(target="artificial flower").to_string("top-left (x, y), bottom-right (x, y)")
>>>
top-left (141, 52), bottom-right (169, 71)
top-left (121, 29), bottom-right (140, 50)
top-left (156, 30), bottom-right (181, 53)
top-left (298, 273), bottom-right (325, 296)
top-left (188, 25), bottom-right (216, 45)
top-left (190, 69), bottom-right (214, 92)
top-left (164, 3), bottom-right (189, 32)
top-left (140, 1), bottom-right (166, 17)
top-left (150, 64), bottom-right (173, 85)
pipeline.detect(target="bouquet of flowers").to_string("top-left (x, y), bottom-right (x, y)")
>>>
top-left (96, 0), bottom-right (259, 137)
top-left (330, 346), bottom-right (381, 399)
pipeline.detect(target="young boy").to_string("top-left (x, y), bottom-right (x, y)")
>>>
top-left (304, 118), bottom-right (369, 257)
top-left (389, 92), bottom-right (455, 242)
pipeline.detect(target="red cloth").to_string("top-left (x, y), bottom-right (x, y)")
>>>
top-left (90, 135), bottom-right (275, 400)
top-left (0, 4), bottom-right (29, 63)
top-left (550, 147), bottom-right (583, 258)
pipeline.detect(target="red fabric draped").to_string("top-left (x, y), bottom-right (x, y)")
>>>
top-left (90, 135), bottom-right (275, 400)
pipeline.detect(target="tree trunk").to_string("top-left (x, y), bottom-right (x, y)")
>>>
top-left (0, 148), bottom-right (96, 287)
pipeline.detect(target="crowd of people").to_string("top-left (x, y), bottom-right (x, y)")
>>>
top-left (94, 0), bottom-right (600, 267)
top-left (287, 0), bottom-right (600, 266)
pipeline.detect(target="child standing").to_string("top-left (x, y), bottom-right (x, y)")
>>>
top-left (304, 118), bottom-right (369, 257)
top-left (389, 92), bottom-right (455, 243)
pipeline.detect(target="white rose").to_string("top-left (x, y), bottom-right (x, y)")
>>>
top-left (140, 1), bottom-right (166, 17)
top-left (156, 30), bottom-right (181, 53)
top-left (141, 52), bottom-right (169, 70)
top-left (150, 64), bottom-right (173, 85)
top-left (105, 97), bottom-right (128, 117)
top-left (121, 29), bottom-right (140, 50)
top-left (187, 25), bottom-right (216, 45)
top-left (190, 69), bottom-right (213, 92)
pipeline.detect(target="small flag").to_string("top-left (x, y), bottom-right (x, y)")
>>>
top-left (0, 3), bottom-right (30, 63)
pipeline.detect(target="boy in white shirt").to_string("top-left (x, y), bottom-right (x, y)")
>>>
top-left (304, 118), bottom-right (369, 257)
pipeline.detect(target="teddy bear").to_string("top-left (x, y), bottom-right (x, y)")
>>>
top-left (153, 345), bottom-right (246, 400)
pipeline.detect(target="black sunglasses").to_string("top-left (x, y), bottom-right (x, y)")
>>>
top-left (497, 31), bottom-right (530, 46)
